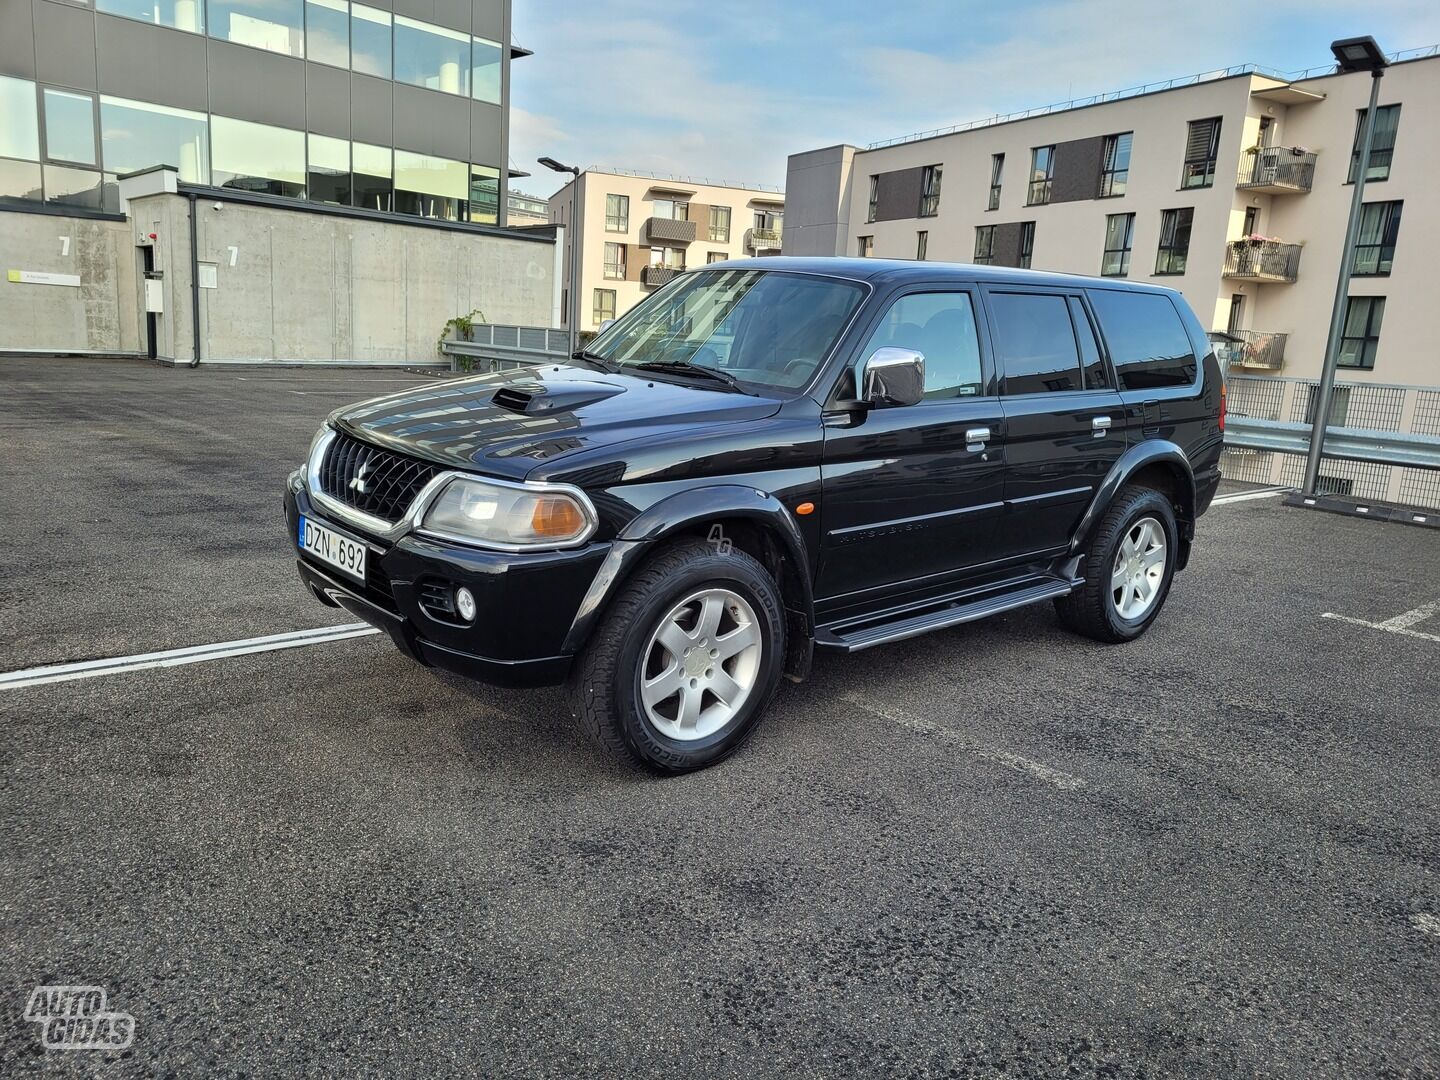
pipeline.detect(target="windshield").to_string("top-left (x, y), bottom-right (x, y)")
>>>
top-left (586, 269), bottom-right (865, 392)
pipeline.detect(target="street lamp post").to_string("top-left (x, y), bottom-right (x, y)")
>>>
top-left (1302, 36), bottom-right (1389, 496)
top-left (539, 157), bottom-right (582, 356)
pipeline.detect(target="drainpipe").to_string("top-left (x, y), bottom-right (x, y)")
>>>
top-left (187, 191), bottom-right (201, 367)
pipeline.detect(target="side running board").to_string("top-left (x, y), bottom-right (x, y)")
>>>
top-left (814, 577), bottom-right (1077, 653)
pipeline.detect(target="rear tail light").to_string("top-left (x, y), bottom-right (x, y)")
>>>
top-left (1218, 382), bottom-right (1227, 432)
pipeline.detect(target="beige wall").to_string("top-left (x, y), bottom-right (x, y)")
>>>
top-left (550, 171), bottom-right (785, 328)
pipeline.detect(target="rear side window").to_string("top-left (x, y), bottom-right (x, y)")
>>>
top-left (1088, 291), bottom-right (1198, 390)
top-left (988, 292), bottom-right (1082, 395)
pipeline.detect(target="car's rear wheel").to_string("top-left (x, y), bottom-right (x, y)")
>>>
top-left (568, 539), bottom-right (785, 772)
top-left (1055, 486), bottom-right (1178, 643)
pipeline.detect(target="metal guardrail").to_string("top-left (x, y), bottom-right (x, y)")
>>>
top-left (440, 323), bottom-right (569, 372)
top-left (1237, 146), bottom-right (1317, 192)
top-left (1223, 241), bottom-right (1302, 283)
top-left (1226, 416), bottom-right (1440, 469)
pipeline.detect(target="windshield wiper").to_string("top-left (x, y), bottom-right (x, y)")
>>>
top-left (570, 349), bottom-right (618, 373)
top-left (629, 360), bottom-right (746, 392)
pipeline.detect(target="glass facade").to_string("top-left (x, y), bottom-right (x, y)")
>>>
top-left (97, 0), bottom-right (204, 33)
top-left (44, 89), bottom-right (97, 165)
top-left (307, 133), bottom-right (350, 205)
top-left (209, 0), bottom-right (304, 57)
top-left (469, 164), bottom-right (500, 224)
top-left (472, 37), bottom-right (503, 105)
top-left (0, 76), bottom-right (40, 161)
top-left (394, 149), bottom-right (467, 220)
top-left (395, 16), bottom-right (471, 96)
top-left (352, 142), bottom-right (392, 211)
top-left (211, 116), bottom-right (306, 196)
top-left (351, 5), bottom-right (392, 78)
top-left (100, 95), bottom-right (210, 183)
top-left (305, 0), bottom-right (350, 68)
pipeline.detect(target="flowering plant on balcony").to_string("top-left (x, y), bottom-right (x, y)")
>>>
top-left (1232, 233), bottom-right (1285, 248)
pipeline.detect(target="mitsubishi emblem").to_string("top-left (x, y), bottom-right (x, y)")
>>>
top-left (349, 461), bottom-right (372, 494)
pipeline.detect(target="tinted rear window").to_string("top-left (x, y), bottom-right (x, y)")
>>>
top-left (1088, 291), bottom-right (1197, 390)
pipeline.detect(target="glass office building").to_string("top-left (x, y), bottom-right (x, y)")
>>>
top-left (0, 0), bottom-right (518, 224)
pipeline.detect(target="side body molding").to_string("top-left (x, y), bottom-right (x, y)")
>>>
top-left (1070, 441), bottom-right (1197, 569)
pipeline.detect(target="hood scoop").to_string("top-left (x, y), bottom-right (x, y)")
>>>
top-left (491, 379), bottom-right (626, 415)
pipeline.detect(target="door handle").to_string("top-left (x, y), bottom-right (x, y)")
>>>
top-left (965, 427), bottom-right (991, 453)
top-left (1091, 415), bottom-right (1112, 437)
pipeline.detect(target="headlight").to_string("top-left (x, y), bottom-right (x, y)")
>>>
top-left (421, 477), bottom-right (596, 549)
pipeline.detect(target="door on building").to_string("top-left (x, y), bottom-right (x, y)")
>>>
top-left (140, 245), bottom-right (157, 360)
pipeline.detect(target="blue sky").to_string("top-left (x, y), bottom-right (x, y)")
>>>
top-left (510, 0), bottom-right (1440, 198)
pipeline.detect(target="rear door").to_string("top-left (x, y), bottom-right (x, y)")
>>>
top-left (982, 286), bottom-right (1126, 559)
top-left (1084, 288), bottom-right (1204, 447)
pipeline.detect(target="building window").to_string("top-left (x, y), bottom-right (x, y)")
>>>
top-left (1018, 221), bottom-right (1035, 268)
top-left (1352, 201), bottom-right (1402, 276)
top-left (857, 235), bottom-right (873, 258)
top-left (709, 205), bottom-right (730, 242)
top-left (1349, 104), bottom-right (1401, 183)
top-left (393, 148), bottom-right (468, 220)
top-left (707, 251), bottom-right (728, 264)
top-left (42, 165), bottom-right (108, 212)
top-left (1338, 297), bottom-right (1385, 369)
top-left (652, 197), bottom-right (687, 221)
top-left (1181, 117), bottom-right (1221, 188)
top-left (603, 242), bottom-right (625, 279)
top-left (866, 174), bottom-right (878, 223)
top-left (593, 289), bottom-right (616, 326)
top-left (919, 164), bottom-right (942, 217)
top-left (1227, 293), bottom-right (1244, 335)
top-left (468, 164), bottom-right (499, 224)
top-left (1100, 132), bottom-right (1132, 197)
top-left (988, 153), bottom-right (1003, 211)
top-left (605, 193), bottom-right (629, 232)
top-left (307, 132), bottom-right (350, 205)
top-left (42, 88), bottom-right (97, 166)
top-left (352, 141), bottom-right (391, 211)
top-left (211, 115), bottom-right (306, 197)
top-left (304, 0), bottom-right (349, 67)
top-left (1101, 213), bottom-right (1134, 276)
top-left (394, 16), bottom-right (471, 95)
top-left (0, 76), bottom-right (39, 163)
top-left (472, 36), bottom-right (503, 105)
top-left (650, 246), bottom-right (685, 269)
top-left (98, 0), bottom-right (203, 33)
top-left (208, 0), bottom-right (304, 57)
top-left (916, 231), bottom-right (928, 261)
top-left (0, 159), bottom-right (43, 207)
top-left (1154, 208), bottom-right (1193, 274)
top-left (754, 208), bottom-right (781, 232)
top-left (100, 95), bottom-right (209, 183)
top-left (973, 225), bottom-right (995, 265)
top-left (351, 5), bottom-right (392, 79)
top-left (1027, 146), bottom-right (1054, 205)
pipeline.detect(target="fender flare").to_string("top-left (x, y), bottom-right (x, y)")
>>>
top-left (1071, 441), bottom-right (1197, 568)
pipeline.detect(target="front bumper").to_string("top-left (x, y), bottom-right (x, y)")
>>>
top-left (286, 477), bottom-right (611, 688)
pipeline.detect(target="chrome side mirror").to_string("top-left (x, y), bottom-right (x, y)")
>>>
top-left (861, 347), bottom-right (925, 408)
top-left (598, 319), bottom-right (616, 332)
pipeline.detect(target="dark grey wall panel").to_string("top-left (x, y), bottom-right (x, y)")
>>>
top-left (470, 101), bottom-right (502, 166)
top-left (391, 0), bottom-right (436, 22)
top-left (473, 0), bottom-right (504, 39)
top-left (351, 74), bottom-right (392, 145)
top-left (305, 62), bottom-right (350, 138)
top-left (1051, 135), bottom-right (1105, 203)
top-left (207, 41), bottom-right (305, 128)
top-left (0, 2), bottom-right (36, 79)
top-left (992, 222), bottom-right (1024, 268)
top-left (393, 84), bottom-right (470, 159)
top-left (96, 15), bottom-right (207, 111)
top-left (432, 0), bottom-right (473, 34)
top-left (874, 166), bottom-right (924, 222)
top-left (35, 1), bottom-right (97, 91)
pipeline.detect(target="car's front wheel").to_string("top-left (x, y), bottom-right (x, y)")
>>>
top-left (568, 539), bottom-right (786, 772)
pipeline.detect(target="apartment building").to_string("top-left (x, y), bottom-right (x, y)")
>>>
top-left (507, 189), bottom-right (550, 225)
top-left (548, 169), bottom-right (784, 328)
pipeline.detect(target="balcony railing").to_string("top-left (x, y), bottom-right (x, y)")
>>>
top-left (1222, 241), bottom-right (1302, 284)
top-left (1237, 146), bottom-right (1317, 194)
top-left (746, 227), bottom-right (782, 252)
top-left (644, 217), bottom-right (697, 244)
top-left (642, 264), bottom-right (683, 287)
top-left (1219, 330), bottom-right (1288, 371)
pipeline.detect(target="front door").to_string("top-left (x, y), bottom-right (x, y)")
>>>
top-left (817, 287), bottom-right (1007, 616)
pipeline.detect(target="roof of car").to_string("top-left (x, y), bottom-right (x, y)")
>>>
top-left (705, 256), bottom-right (1179, 295)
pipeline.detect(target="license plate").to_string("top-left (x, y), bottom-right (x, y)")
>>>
top-left (298, 516), bottom-right (366, 582)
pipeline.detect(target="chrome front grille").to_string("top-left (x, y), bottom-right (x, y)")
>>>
top-left (317, 432), bottom-right (443, 524)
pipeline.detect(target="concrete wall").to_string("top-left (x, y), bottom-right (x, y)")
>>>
top-left (782, 145), bottom-right (857, 257)
top-left (0, 211), bottom-right (141, 353)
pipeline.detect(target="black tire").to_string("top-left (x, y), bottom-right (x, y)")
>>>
top-left (1054, 485), bottom-right (1178, 643)
top-left (567, 539), bottom-right (786, 773)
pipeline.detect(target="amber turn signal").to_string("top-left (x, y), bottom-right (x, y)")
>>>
top-left (795, 502), bottom-right (815, 516)
top-left (531, 495), bottom-right (586, 538)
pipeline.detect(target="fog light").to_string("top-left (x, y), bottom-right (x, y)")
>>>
top-left (455, 586), bottom-right (476, 622)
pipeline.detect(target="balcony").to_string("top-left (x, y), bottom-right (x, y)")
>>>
top-left (1222, 240), bottom-right (1302, 284)
top-left (1220, 330), bottom-right (1288, 371)
top-left (1237, 146), bottom-right (1317, 194)
top-left (642, 265), bottom-right (683, 287)
top-left (746, 227), bottom-right (782, 253)
top-left (644, 217), bottom-right (696, 244)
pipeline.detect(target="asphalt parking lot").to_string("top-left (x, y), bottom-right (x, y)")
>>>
top-left (2, 355), bottom-right (1437, 1079)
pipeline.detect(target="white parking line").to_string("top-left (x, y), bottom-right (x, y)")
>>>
top-left (0, 624), bottom-right (381, 691)
top-left (841, 692), bottom-right (1086, 790)
top-left (1322, 599), bottom-right (1440, 644)
top-left (1210, 485), bottom-right (1289, 505)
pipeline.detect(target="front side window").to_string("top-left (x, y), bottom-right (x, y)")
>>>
top-left (1181, 117), bottom-right (1221, 188)
top-left (208, 0), bottom-right (303, 57)
top-left (211, 115), bottom-right (305, 197)
top-left (307, 132), bottom-right (349, 204)
top-left (1018, 222), bottom-right (1035, 269)
top-left (857, 235), bottom-right (873, 257)
top-left (593, 288), bottom-right (616, 325)
top-left (1154, 208), bottom-right (1193, 274)
top-left (866, 174), bottom-right (878, 223)
top-left (588, 269), bottom-right (866, 392)
top-left (988, 153), bottom-right (1003, 211)
top-left (603, 242), bottom-right (625, 279)
top-left (989, 291), bottom-right (1082, 395)
top-left (919, 164), bottom-right (942, 217)
top-left (973, 225), bottom-right (995, 265)
top-left (1028, 146), bottom-right (1054, 205)
top-left (305, 0), bottom-right (349, 67)
top-left (394, 15), bottom-right (470, 96)
top-left (1101, 212), bottom-right (1134, 277)
top-left (1349, 104), bottom-right (1400, 182)
top-left (43, 88), bottom-right (96, 166)
top-left (1338, 296), bottom-right (1385, 369)
top-left (1352, 201), bottom-right (1402, 276)
top-left (1100, 131), bottom-right (1132, 197)
top-left (857, 291), bottom-right (983, 400)
top-left (98, 0), bottom-right (204, 33)
top-left (393, 148), bottom-right (467, 220)
top-left (709, 205), bottom-right (730, 242)
top-left (351, 5), bottom-right (392, 78)
top-left (1087, 290), bottom-right (1198, 389)
top-left (100, 95), bottom-right (209, 183)
top-left (605, 193), bottom-right (629, 232)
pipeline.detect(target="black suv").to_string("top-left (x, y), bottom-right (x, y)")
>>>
top-left (287, 258), bottom-right (1223, 771)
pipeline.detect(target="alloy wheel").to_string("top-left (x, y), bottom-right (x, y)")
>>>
top-left (1111, 516), bottom-right (1167, 621)
top-left (639, 588), bottom-right (762, 741)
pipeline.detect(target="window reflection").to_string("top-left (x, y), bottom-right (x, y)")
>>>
top-left (350, 5), bottom-right (391, 78)
top-left (469, 164), bottom-right (499, 224)
top-left (394, 16), bottom-right (469, 96)
top-left (97, 0), bottom-right (203, 33)
top-left (100, 95), bottom-right (209, 183)
top-left (211, 115), bottom-right (305, 197)
top-left (0, 158), bottom-right (44, 205)
top-left (44, 165), bottom-right (105, 211)
top-left (305, 0), bottom-right (349, 67)
top-left (394, 149), bottom-right (466, 220)
top-left (209, 0), bottom-right (304, 57)
top-left (472, 37), bottom-right (502, 104)
top-left (44, 89), bottom-right (96, 165)
top-left (308, 133), bottom-right (350, 205)
top-left (0, 76), bottom-right (40, 161)
top-left (353, 141), bottom-right (391, 211)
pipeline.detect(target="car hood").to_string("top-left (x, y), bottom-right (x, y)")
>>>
top-left (331, 364), bottom-right (783, 480)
